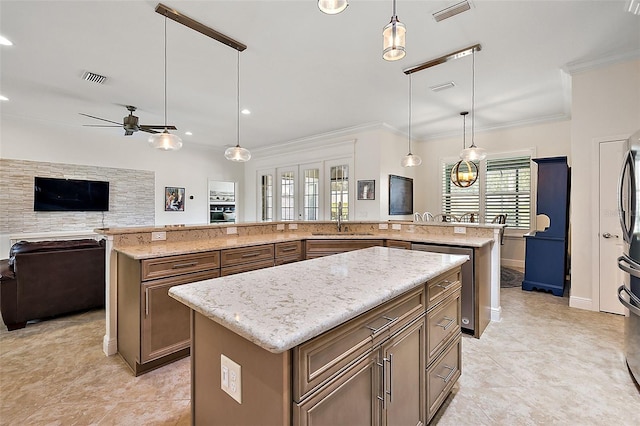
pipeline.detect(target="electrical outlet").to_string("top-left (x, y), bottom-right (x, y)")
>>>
top-left (151, 231), bottom-right (166, 241)
top-left (378, 223), bottom-right (389, 230)
top-left (226, 227), bottom-right (238, 235)
top-left (221, 354), bottom-right (242, 404)
top-left (454, 226), bottom-right (467, 234)
top-left (276, 223), bottom-right (285, 231)
top-left (392, 223), bottom-right (402, 230)
top-left (288, 223), bottom-right (298, 230)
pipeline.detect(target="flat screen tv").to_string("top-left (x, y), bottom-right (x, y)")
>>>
top-left (34, 177), bottom-right (109, 212)
top-left (389, 174), bottom-right (413, 215)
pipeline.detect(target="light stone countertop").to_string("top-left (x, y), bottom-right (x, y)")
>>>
top-left (115, 232), bottom-right (492, 259)
top-left (168, 247), bottom-right (468, 353)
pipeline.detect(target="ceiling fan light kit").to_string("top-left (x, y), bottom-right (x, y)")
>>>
top-left (318, 0), bottom-right (348, 15)
top-left (382, 0), bottom-right (406, 61)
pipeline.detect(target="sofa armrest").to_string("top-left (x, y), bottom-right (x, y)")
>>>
top-left (0, 259), bottom-right (15, 281)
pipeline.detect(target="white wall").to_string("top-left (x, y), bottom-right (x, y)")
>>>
top-left (570, 58), bottom-right (640, 310)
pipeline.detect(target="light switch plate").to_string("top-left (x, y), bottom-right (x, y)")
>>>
top-left (378, 223), bottom-right (389, 230)
top-left (151, 231), bottom-right (166, 241)
top-left (226, 227), bottom-right (238, 235)
top-left (288, 223), bottom-right (298, 230)
top-left (276, 223), bottom-right (285, 231)
top-left (221, 354), bottom-right (242, 404)
top-left (392, 223), bottom-right (402, 230)
top-left (454, 226), bottom-right (467, 234)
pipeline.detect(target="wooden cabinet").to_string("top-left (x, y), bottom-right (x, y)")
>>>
top-left (220, 244), bottom-right (275, 276)
top-left (275, 241), bottom-right (303, 265)
top-left (117, 252), bottom-right (220, 375)
top-left (305, 239), bottom-right (384, 259)
top-left (385, 240), bottom-right (412, 250)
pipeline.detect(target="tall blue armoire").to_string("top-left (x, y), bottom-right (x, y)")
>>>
top-left (522, 156), bottom-right (570, 296)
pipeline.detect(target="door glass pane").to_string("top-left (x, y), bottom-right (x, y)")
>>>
top-left (281, 171), bottom-right (295, 221)
top-left (330, 165), bottom-right (349, 221)
top-left (303, 169), bottom-right (319, 220)
top-left (260, 174), bottom-right (273, 221)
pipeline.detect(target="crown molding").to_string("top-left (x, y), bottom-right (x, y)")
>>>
top-left (563, 49), bottom-right (640, 75)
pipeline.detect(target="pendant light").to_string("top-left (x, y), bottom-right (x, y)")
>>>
top-left (401, 74), bottom-right (421, 167)
top-left (459, 49), bottom-right (486, 162)
top-left (149, 16), bottom-right (183, 151)
top-left (224, 51), bottom-right (251, 162)
top-left (382, 0), bottom-right (406, 61)
top-left (318, 0), bottom-right (348, 14)
top-left (451, 111), bottom-right (478, 188)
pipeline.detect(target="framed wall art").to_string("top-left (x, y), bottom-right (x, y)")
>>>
top-left (165, 187), bottom-right (185, 211)
top-left (357, 180), bottom-right (375, 200)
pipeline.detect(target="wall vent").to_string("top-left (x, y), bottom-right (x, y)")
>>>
top-left (430, 81), bottom-right (456, 92)
top-left (433, 0), bottom-right (471, 22)
top-left (82, 71), bottom-right (107, 85)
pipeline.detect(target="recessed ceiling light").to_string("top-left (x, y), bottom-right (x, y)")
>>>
top-left (0, 95), bottom-right (8, 101)
top-left (0, 35), bottom-right (13, 46)
top-left (241, 109), bottom-right (251, 115)
top-left (185, 131), bottom-right (193, 136)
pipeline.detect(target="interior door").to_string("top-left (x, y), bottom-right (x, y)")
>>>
top-left (599, 140), bottom-right (626, 314)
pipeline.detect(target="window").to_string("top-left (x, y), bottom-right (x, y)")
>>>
top-left (260, 174), bottom-right (273, 221)
top-left (442, 154), bottom-right (531, 229)
top-left (280, 171), bottom-right (295, 220)
top-left (330, 164), bottom-right (349, 221)
top-left (303, 168), bottom-right (319, 220)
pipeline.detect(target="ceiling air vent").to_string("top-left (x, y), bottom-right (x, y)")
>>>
top-left (432, 0), bottom-right (471, 22)
top-left (82, 71), bottom-right (107, 85)
top-left (430, 81), bottom-right (456, 92)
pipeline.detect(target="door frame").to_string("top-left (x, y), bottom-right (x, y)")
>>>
top-left (590, 133), bottom-right (633, 312)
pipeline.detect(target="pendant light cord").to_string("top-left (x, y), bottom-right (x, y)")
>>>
top-left (408, 73), bottom-right (412, 154)
top-left (236, 50), bottom-right (240, 148)
top-left (163, 15), bottom-right (168, 130)
top-left (462, 113), bottom-right (466, 150)
top-left (471, 49), bottom-right (475, 148)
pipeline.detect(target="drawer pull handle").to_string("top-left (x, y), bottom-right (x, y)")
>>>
top-left (435, 280), bottom-right (454, 290)
top-left (280, 247), bottom-right (297, 252)
top-left (436, 317), bottom-right (455, 330)
top-left (437, 365), bottom-right (456, 383)
top-left (241, 253), bottom-right (260, 258)
top-left (365, 315), bottom-right (399, 335)
top-left (145, 288), bottom-right (149, 317)
top-left (172, 261), bottom-right (198, 269)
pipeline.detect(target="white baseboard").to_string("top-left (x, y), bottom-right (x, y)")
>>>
top-left (103, 335), bottom-right (117, 356)
top-left (501, 258), bottom-right (524, 269)
top-left (491, 306), bottom-right (502, 322)
top-left (569, 296), bottom-right (594, 311)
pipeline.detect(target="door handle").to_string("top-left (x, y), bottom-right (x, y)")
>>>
top-left (602, 232), bottom-right (619, 239)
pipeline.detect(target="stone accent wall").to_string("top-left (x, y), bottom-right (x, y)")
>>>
top-left (0, 159), bottom-right (154, 235)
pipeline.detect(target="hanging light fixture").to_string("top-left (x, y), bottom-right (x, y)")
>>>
top-left (451, 111), bottom-right (478, 187)
top-left (383, 0), bottom-right (406, 61)
top-left (318, 0), bottom-right (348, 14)
top-left (149, 15), bottom-right (183, 151)
top-left (224, 51), bottom-right (251, 162)
top-left (401, 74), bottom-right (421, 167)
top-left (459, 48), bottom-right (486, 162)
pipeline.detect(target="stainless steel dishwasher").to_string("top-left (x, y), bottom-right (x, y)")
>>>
top-left (411, 243), bottom-right (475, 334)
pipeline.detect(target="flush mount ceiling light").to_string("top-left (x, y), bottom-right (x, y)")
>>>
top-left (225, 51), bottom-right (251, 162)
top-left (148, 14), bottom-right (182, 151)
top-left (383, 0), bottom-right (406, 61)
top-left (451, 111), bottom-right (478, 187)
top-left (459, 48), bottom-right (487, 162)
top-left (318, 0), bottom-right (348, 14)
top-left (401, 74), bottom-right (421, 167)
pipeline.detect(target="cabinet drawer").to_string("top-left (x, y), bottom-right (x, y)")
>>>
top-left (275, 240), bottom-right (302, 259)
top-left (385, 240), bottom-right (412, 250)
top-left (427, 290), bottom-right (461, 365)
top-left (426, 269), bottom-right (461, 309)
top-left (141, 251), bottom-right (220, 281)
top-left (427, 334), bottom-right (461, 423)
top-left (220, 258), bottom-right (275, 276)
top-left (305, 239), bottom-right (384, 259)
top-left (220, 244), bottom-right (274, 268)
top-left (293, 286), bottom-right (425, 401)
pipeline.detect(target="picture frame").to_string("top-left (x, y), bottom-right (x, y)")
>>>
top-left (357, 180), bottom-right (375, 200)
top-left (165, 187), bottom-right (185, 211)
top-left (388, 175), bottom-right (413, 215)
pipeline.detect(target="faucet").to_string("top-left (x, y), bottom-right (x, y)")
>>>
top-left (337, 201), bottom-right (343, 232)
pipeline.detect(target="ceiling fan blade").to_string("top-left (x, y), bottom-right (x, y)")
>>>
top-left (79, 113), bottom-right (122, 125)
top-left (141, 125), bottom-right (177, 130)
top-left (140, 128), bottom-right (160, 134)
top-left (83, 124), bottom-right (123, 128)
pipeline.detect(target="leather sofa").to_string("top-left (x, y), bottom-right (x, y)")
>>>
top-left (0, 239), bottom-right (106, 331)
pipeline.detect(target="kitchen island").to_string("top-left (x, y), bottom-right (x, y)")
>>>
top-left (170, 246), bottom-right (467, 425)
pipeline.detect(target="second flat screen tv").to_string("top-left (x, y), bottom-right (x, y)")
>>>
top-left (389, 174), bottom-right (413, 215)
top-left (34, 177), bottom-right (110, 211)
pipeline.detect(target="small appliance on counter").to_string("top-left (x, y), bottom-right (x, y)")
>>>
top-left (617, 128), bottom-right (640, 387)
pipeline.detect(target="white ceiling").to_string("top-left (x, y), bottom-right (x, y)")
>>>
top-left (1, 1), bottom-right (639, 152)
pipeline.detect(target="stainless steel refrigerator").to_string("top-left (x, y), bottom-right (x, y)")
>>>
top-left (617, 129), bottom-right (640, 386)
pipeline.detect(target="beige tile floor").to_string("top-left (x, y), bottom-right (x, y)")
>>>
top-left (1, 287), bottom-right (639, 425)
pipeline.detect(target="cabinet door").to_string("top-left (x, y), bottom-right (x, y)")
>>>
top-left (380, 316), bottom-right (425, 426)
top-left (294, 353), bottom-right (377, 426)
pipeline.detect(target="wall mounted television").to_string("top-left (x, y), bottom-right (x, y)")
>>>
top-left (389, 174), bottom-right (413, 215)
top-left (34, 177), bottom-right (110, 212)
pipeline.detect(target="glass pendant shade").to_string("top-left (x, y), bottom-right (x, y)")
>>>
top-left (459, 145), bottom-right (487, 162)
top-left (318, 0), bottom-right (348, 14)
top-left (451, 160), bottom-right (478, 188)
top-left (148, 129), bottom-right (183, 151)
top-left (224, 145), bottom-right (251, 162)
top-left (382, 17), bottom-right (406, 61)
top-left (401, 153), bottom-right (422, 167)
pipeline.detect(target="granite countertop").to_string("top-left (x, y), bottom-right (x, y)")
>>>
top-left (114, 232), bottom-right (493, 259)
top-left (169, 247), bottom-right (468, 353)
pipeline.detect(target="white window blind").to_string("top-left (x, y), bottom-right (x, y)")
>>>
top-left (485, 156), bottom-right (531, 229)
top-left (441, 162), bottom-right (480, 219)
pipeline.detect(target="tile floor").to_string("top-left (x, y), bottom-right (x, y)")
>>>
top-left (1, 287), bottom-right (639, 425)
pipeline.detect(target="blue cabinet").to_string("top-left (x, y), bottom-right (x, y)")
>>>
top-left (523, 157), bottom-right (570, 296)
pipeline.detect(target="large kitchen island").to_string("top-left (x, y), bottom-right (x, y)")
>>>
top-left (169, 246), bottom-right (468, 425)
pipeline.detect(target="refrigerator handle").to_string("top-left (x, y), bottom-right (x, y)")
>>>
top-left (618, 285), bottom-right (640, 316)
top-left (618, 150), bottom-right (636, 244)
top-left (618, 255), bottom-right (640, 279)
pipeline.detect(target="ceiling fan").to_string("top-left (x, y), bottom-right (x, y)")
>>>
top-left (79, 105), bottom-right (177, 136)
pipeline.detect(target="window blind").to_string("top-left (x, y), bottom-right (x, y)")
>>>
top-left (485, 156), bottom-right (531, 229)
top-left (441, 162), bottom-right (480, 219)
